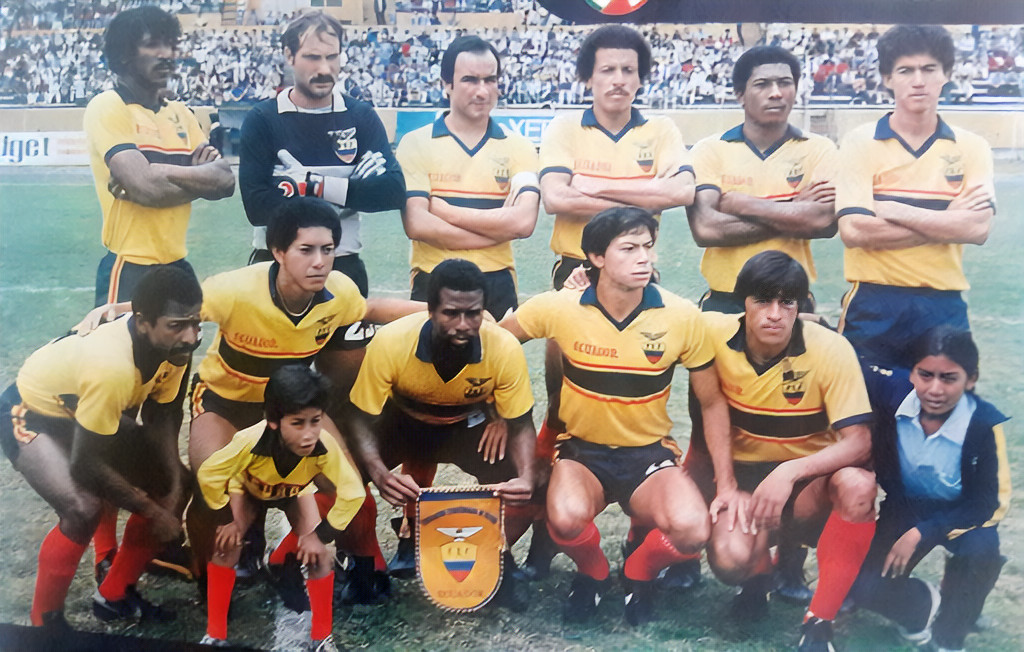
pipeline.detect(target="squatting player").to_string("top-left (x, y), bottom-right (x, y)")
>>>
top-left (501, 208), bottom-right (730, 625)
top-left (684, 44), bottom-right (839, 599)
top-left (343, 259), bottom-right (539, 606)
top-left (239, 10), bottom-right (404, 296)
top-left (392, 34), bottom-right (541, 576)
top-left (836, 25), bottom-right (995, 370)
top-left (535, 25), bottom-right (697, 573)
top-left (86, 6), bottom-right (234, 307)
top-left (0, 268), bottom-right (202, 630)
top-left (695, 251), bottom-right (876, 651)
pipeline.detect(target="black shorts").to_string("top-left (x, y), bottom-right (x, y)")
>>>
top-left (411, 267), bottom-right (518, 320)
top-left (250, 250), bottom-right (369, 298)
top-left (551, 256), bottom-right (587, 290)
top-left (374, 401), bottom-right (521, 487)
top-left (734, 461), bottom-right (826, 542)
top-left (190, 376), bottom-right (264, 430)
top-left (95, 253), bottom-right (197, 307)
top-left (554, 436), bottom-right (681, 508)
top-left (0, 384), bottom-right (73, 464)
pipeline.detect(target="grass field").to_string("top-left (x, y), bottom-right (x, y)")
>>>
top-left (0, 162), bottom-right (1021, 650)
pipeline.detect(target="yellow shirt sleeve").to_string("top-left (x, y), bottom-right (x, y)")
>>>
top-left (960, 131), bottom-right (996, 210)
top-left (349, 329), bottom-right (400, 416)
top-left (319, 434), bottom-right (367, 531)
top-left (513, 290), bottom-right (563, 340)
top-left (653, 117), bottom-right (691, 176)
top-left (668, 294), bottom-right (716, 370)
top-left (690, 136), bottom-right (722, 190)
top-left (835, 126), bottom-right (876, 217)
top-left (196, 428), bottom-right (260, 510)
top-left (395, 129), bottom-right (431, 196)
top-left (814, 326), bottom-right (872, 426)
top-left (83, 92), bottom-right (136, 161)
top-left (539, 115), bottom-right (575, 175)
top-left (74, 355), bottom-right (136, 436)
top-left (487, 328), bottom-right (535, 419)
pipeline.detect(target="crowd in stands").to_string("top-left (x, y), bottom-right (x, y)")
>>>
top-left (0, 0), bottom-right (1021, 107)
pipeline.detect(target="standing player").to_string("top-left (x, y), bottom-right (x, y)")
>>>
top-left (683, 44), bottom-right (838, 599)
top-left (501, 208), bottom-right (729, 625)
top-left (696, 251), bottom-right (876, 651)
top-left (343, 259), bottom-right (539, 606)
top-left (86, 6), bottom-right (235, 307)
top-left (239, 10), bottom-right (405, 297)
top-left (535, 26), bottom-right (696, 573)
top-left (0, 267), bottom-right (202, 630)
top-left (392, 34), bottom-right (540, 576)
top-left (835, 25), bottom-right (995, 370)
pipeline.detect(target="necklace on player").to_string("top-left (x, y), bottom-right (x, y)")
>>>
top-left (278, 281), bottom-right (314, 317)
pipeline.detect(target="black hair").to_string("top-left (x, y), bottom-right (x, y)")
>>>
top-left (132, 266), bottom-right (202, 324)
top-left (266, 197), bottom-right (341, 253)
top-left (281, 10), bottom-right (344, 57)
top-left (264, 364), bottom-right (331, 424)
top-left (877, 25), bottom-right (955, 76)
top-left (440, 35), bottom-right (501, 85)
top-left (911, 326), bottom-right (979, 379)
top-left (733, 250), bottom-right (809, 303)
top-left (426, 259), bottom-right (487, 311)
top-left (732, 45), bottom-right (801, 94)
top-left (576, 25), bottom-right (652, 82)
top-left (580, 207), bottom-right (658, 283)
top-left (104, 6), bottom-right (181, 76)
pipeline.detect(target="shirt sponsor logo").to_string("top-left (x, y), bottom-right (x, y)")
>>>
top-left (573, 341), bottom-right (618, 358)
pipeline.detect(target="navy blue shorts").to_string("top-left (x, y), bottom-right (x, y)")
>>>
top-left (0, 384), bottom-right (73, 464)
top-left (555, 436), bottom-right (682, 508)
top-left (839, 282), bottom-right (969, 370)
top-left (95, 253), bottom-right (197, 307)
top-left (411, 267), bottom-right (518, 320)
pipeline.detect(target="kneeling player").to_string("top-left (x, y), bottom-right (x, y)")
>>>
top-left (197, 365), bottom-right (364, 649)
top-left (501, 207), bottom-right (729, 625)
top-left (696, 251), bottom-right (876, 651)
top-left (0, 267), bottom-right (201, 630)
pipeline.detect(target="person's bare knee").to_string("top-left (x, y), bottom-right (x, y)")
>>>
top-left (828, 467), bottom-right (877, 522)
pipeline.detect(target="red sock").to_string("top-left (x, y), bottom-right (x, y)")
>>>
top-left (535, 421), bottom-right (563, 461)
top-left (93, 503), bottom-right (119, 567)
top-left (807, 510), bottom-right (876, 621)
top-left (306, 572), bottom-right (334, 641)
top-left (268, 532), bottom-right (299, 566)
top-left (623, 529), bottom-right (699, 581)
top-left (98, 513), bottom-right (160, 601)
top-left (206, 562), bottom-right (236, 640)
top-left (314, 492), bottom-right (335, 518)
top-left (30, 526), bottom-right (89, 625)
top-left (334, 487), bottom-right (386, 571)
top-left (547, 521), bottom-right (609, 581)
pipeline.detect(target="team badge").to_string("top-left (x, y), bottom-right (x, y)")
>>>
top-left (168, 113), bottom-right (188, 142)
top-left (493, 157), bottom-right (510, 192)
top-left (314, 315), bottom-right (336, 345)
top-left (786, 162), bottom-right (805, 188)
top-left (942, 154), bottom-right (964, 189)
top-left (417, 487), bottom-right (504, 612)
top-left (328, 127), bottom-right (358, 164)
top-left (780, 360), bottom-right (808, 405)
top-left (464, 377), bottom-right (492, 400)
top-left (640, 331), bottom-right (667, 363)
top-left (584, 0), bottom-right (649, 16)
top-left (635, 141), bottom-right (655, 173)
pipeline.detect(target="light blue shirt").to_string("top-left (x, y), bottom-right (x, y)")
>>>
top-left (895, 390), bottom-right (976, 501)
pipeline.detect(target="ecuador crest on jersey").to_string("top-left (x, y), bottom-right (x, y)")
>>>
top-left (417, 486), bottom-right (504, 612)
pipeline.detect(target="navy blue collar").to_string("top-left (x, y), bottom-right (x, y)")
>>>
top-left (874, 112), bottom-right (956, 158)
top-left (580, 284), bottom-right (664, 331)
top-left (114, 82), bottom-right (166, 113)
top-left (581, 106), bottom-right (648, 142)
top-left (722, 123), bottom-right (806, 160)
top-left (431, 113), bottom-right (506, 156)
top-left (727, 316), bottom-right (807, 373)
top-left (414, 319), bottom-right (482, 364)
top-left (268, 263), bottom-right (334, 323)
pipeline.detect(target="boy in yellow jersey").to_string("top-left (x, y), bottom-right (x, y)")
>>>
top-left (344, 259), bottom-right (538, 608)
top-left (197, 365), bottom-right (364, 650)
top-left (393, 34), bottom-right (540, 578)
top-left (836, 25), bottom-right (995, 371)
top-left (694, 251), bottom-right (876, 652)
top-left (87, 6), bottom-right (234, 307)
top-left (688, 46), bottom-right (837, 314)
top-left (535, 26), bottom-right (697, 576)
top-left (0, 267), bottom-right (202, 631)
top-left (501, 208), bottom-right (729, 626)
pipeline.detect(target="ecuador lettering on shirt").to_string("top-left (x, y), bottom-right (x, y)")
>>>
top-left (835, 114), bottom-right (995, 290)
top-left (396, 115), bottom-right (539, 273)
top-left (691, 124), bottom-right (837, 292)
top-left (698, 311), bottom-right (872, 462)
top-left (539, 108), bottom-right (692, 259)
top-left (197, 263), bottom-right (367, 403)
top-left (16, 316), bottom-right (187, 435)
top-left (197, 420), bottom-right (365, 532)
top-left (84, 87), bottom-right (206, 264)
top-left (350, 313), bottom-right (533, 425)
top-left (515, 285), bottom-right (713, 448)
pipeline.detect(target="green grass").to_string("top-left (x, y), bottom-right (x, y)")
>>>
top-left (0, 164), bottom-right (1021, 650)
